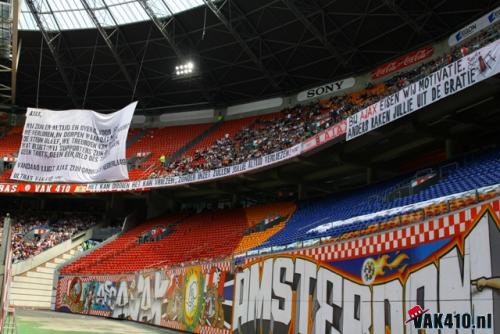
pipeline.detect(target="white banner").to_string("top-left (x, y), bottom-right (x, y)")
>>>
top-left (86, 143), bottom-right (302, 192)
top-left (302, 120), bottom-right (346, 152)
top-left (11, 102), bottom-right (136, 183)
top-left (347, 40), bottom-right (500, 141)
top-left (297, 77), bottom-right (355, 101)
top-left (0, 118), bottom-right (348, 193)
top-left (448, 6), bottom-right (500, 46)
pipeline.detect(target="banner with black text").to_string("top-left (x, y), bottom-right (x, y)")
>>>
top-left (347, 40), bottom-right (500, 141)
top-left (11, 102), bottom-right (136, 183)
top-left (86, 143), bottom-right (302, 192)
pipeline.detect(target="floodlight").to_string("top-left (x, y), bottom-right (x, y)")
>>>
top-left (174, 61), bottom-right (197, 78)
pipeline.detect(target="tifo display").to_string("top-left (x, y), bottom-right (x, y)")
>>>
top-left (50, 145), bottom-right (500, 332)
top-left (56, 188), bottom-right (500, 333)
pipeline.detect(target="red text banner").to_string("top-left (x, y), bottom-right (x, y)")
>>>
top-left (371, 46), bottom-right (434, 80)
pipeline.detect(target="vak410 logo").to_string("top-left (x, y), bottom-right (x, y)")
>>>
top-left (406, 305), bottom-right (493, 331)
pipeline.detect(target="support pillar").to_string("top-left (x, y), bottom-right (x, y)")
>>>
top-left (445, 138), bottom-right (454, 160)
top-left (297, 183), bottom-right (304, 200)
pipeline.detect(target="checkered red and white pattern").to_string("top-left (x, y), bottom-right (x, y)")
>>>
top-left (165, 267), bottom-right (186, 275)
top-left (200, 326), bottom-right (231, 334)
top-left (87, 309), bottom-right (111, 317)
top-left (201, 261), bottom-right (231, 273)
top-left (245, 198), bottom-right (499, 264)
top-left (55, 277), bottom-right (69, 307)
top-left (161, 320), bottom-right (184, 330)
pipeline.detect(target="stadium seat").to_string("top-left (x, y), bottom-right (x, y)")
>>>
top-left (125, 124), bottom-right (212, 179)
top-left (258, 149), bottom-right (500, 249)
top-left (61, 210), bottom-right (248, 274)
top-left (60, 148), bottom-right (500, 275)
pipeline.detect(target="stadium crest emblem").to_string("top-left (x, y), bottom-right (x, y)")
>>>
top-left (182, 267), bottom-right (203, 331)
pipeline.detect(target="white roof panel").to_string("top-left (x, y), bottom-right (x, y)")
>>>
top-left (19, 0), bottom-right (205, 31)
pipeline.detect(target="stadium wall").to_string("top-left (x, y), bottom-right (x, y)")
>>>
top-left (55, 199), bottom-right (500, 333)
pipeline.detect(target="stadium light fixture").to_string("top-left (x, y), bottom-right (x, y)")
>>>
top-left (174, 61), bottom-right (196, 78)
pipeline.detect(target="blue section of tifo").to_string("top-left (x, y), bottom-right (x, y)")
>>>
top-left (259, 149), bottom-right (500, 248)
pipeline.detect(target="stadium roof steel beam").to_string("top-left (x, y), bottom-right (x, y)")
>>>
top-left (136, 0), bottom-right (183, 59)
top-left (355, 18), bottom-right (424, 50)
top-left (82, 1), bottom-right (158, 106)
top-left (0, 0), bottom-right (16, 107)
top-left (137, 0), bottom-right (216, 103)
top-left (25, 0), bottom-right (79, 107)
top-left (385, 0), bottom-right (423, 34)
top-left (11, 0), bottom-right (21, 105)
top-left (218, 0), bottom-right (298, 89)
top-left (19, 0), bottom-right (207, 31)
top-left (0, 0), bottom-right (19, 109)
top-left (310, 0), bottom-right (371, 66)
top-left (80, 0), bottom-right (136, 92)
top-left (201, 0), bottom-right (281, 91)
top-left (283, 0), bottom-right (349, 68)
top-left (411, 0), bottom-right (453, 39)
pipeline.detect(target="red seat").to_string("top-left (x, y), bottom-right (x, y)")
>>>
top-left (60, 209), bottom-right (248, 275)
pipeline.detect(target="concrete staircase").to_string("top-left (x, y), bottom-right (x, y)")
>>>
top-left (9, 247), bottom-right (79, 309)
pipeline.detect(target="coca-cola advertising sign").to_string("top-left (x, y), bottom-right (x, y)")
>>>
top-left (371, 46), bottom-right (434, 79)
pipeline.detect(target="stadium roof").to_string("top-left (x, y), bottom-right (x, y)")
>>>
top-left (15, 0), bottom-right (498, 113)
top-left (20, 0), bottom-right (206, 31)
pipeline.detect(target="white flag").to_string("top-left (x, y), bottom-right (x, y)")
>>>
top-left (11, 102), bottom-right (137, 183)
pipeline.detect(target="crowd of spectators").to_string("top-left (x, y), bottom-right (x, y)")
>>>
top-left (163, 105), bottom-right (335, 175)
top-left (149, 22), bottom-right (499, 179)
top-left (137, 225), bottom-right (171, 243)
top-left (0, 212), bottom-right (98, 263)
top-left (77, 239), bottom-right (100, 253)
